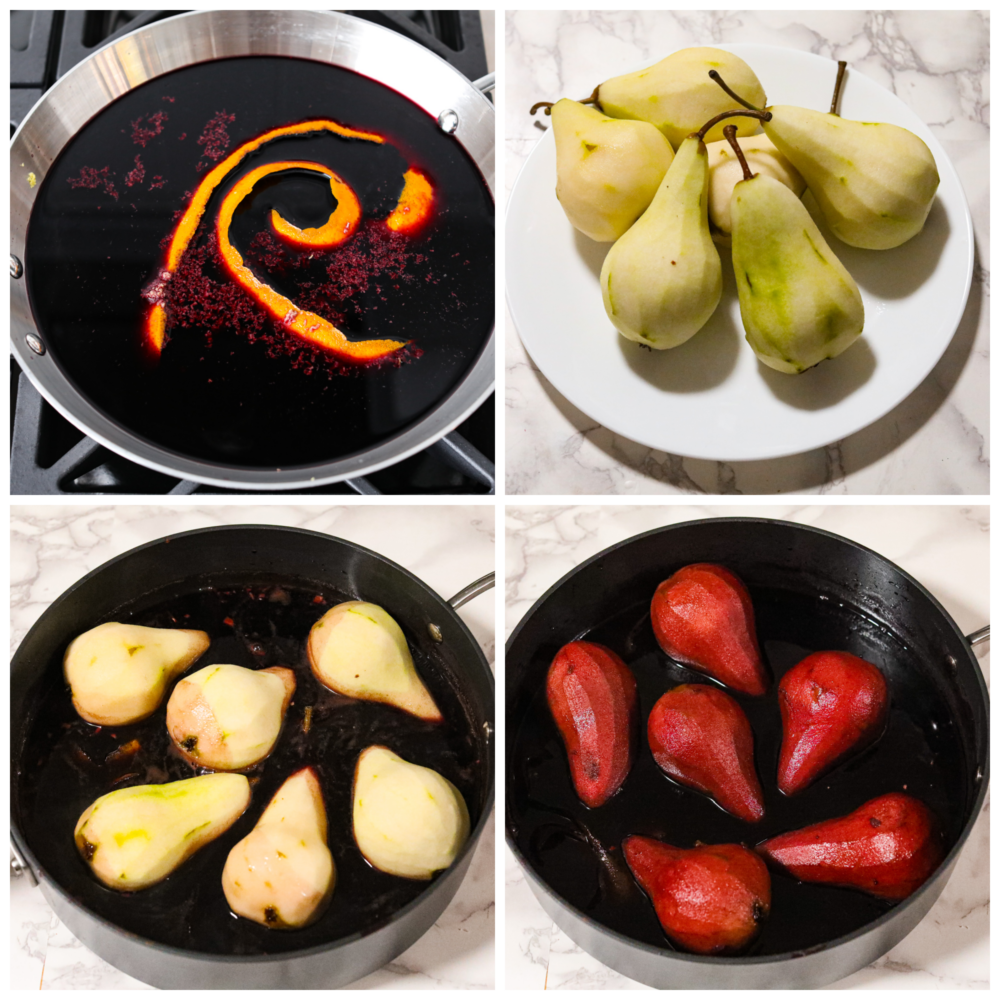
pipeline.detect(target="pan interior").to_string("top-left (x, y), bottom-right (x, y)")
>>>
top-left (24, 55), bottom-right (494, 469)
top-left (17, 575), bottom-right (485, 955)
top-left (509, 585), bottom-right (970, 957)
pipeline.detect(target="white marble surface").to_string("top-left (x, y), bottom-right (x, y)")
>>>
top-left (505, 11), bottom-right (989, 494)
top-left (10, 504), bottom-right (495, 990)
top-left (504, 504), bottom-right (989, 989)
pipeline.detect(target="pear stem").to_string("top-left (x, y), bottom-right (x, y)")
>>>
top-left (529, 101), bottom-right (554, 117)
top-left (579, 85), bottom-right (602, 108)
top-left (693, 108), bottom-right (771, 142)
top-left (829, 60), bottom-right (848, 116)
top-left (708, 70), bottom-right (762, 112)
top-left (723, 124), bottom-right (754, 182)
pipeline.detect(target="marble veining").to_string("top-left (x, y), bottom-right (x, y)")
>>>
top-left (504, 504), bottom-right (989, 989)
top-left (10, 504), bottom-right (495, 991)
top-left (505, 11), bottom-right (989, 494)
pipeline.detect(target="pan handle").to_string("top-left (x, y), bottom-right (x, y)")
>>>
top-left (472, 72), bottom-right (495, 94)
top-left (10, 842), bottom-right (38, 887)
top-left (967, 625), bottom-right (990, 650)
top-left (449, 572), bottom-right (495, 609)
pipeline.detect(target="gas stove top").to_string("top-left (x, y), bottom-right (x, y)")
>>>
top-left (10, 10), bottom-right (494, 495)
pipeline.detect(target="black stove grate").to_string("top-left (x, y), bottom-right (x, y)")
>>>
top-left (10, 9), bottom-right (494, 495)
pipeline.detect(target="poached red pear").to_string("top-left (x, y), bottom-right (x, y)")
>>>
top-left (648, 684), bottom-right (764, 822)
top-left (757, 792), bottom-right (944, 900)
top-left (650, 563), bottom-right (768, 696)
top-left (547, 641), bottom-right (638, 808)
top-left (623, 835), bottom-right (771, 954)
top-left (777, 651), bottom-right (889, 795)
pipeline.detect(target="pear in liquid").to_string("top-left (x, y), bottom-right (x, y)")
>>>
top-left (222, 767), bottom-right (335, 929)
top-left (308, 601), bottom-right (442, 722)
top-left (600, 134), bottom-right (721, 349)
top-left (353, 746), bottom-right (470, 880)
top-left (599, 47), bottom-right (766, 149)
top-left (74, 773), bottom-right (250, 891)
top-left (551, 99), bottom-right (674, 242)
top-left (705, 133), bottom-right (805, 241)
top-left (64, 622), bottom-right (209, 725)
top-left (166, 663), bottom-right (296, 771)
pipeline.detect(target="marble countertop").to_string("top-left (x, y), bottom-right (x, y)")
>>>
top-left (505, 11), bottom-right (989, 494)
top-left (505, 504), bottom-right (989, 989)
top-left (10, 504), bottom-right (495, 990)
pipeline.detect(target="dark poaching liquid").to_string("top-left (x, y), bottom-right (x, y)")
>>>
top-left (25, 56), bottom-right (494, 467)
top-left (18, 582), bottom-right (483, 954)
top-left (510, 587), bottom-right (967, 957)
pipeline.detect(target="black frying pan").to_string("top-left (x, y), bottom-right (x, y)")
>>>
top-left (11, 525), bottom-right (494, 989)
top-left (506, 517), bottom-right (987, 989)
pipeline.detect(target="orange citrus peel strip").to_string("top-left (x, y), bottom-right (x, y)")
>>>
top-left (144, 118), bottom-right (391, 358)
top-left (386, 168), bottom-right (434, 234)
top-left (267, 164), bottom-right (361, 248)
top-left (216, 160), bottom-right (404, 361)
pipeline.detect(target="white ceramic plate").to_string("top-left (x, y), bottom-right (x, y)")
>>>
top-left (505, 43), bottom-right (973, 462)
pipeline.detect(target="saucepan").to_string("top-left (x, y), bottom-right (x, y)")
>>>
top-left (11, 525), bottom-right (494, 988)
top-left (10, 10), bottom-right (495, 489)
top-left (506, 518), bottom-right (987, 989)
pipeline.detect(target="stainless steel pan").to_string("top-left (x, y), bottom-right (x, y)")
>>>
top-left (10, 10), bottom-right (495, 490)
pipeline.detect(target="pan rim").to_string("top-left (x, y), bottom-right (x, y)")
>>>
top-left (11, 523), bottom-right (495, 963)
top-left (504, 515), bottom-right (989, 967)
top-left (10, 9), bottom-right (495, 489)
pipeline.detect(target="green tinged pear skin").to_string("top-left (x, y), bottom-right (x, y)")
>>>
top-left (222, 767), bottom-right (335, 929)
top-left (166, 664), bottom-right (296, 771)
top-left (731, 173), bottom-right (864, 374)
top-left (601, 136), bottom-right (721, 349)
top-left (552, 99), bottom-right (675, 242)
top-left (706, 133), bottom-right (805, 238)
top-left (764, 106), bottom-right (939, 250)
top-left (599, 47), bottom-right (767, 149)
top-left (64, 622), bottom-right (210, 725)
top-left (308, 601), bottom-right (442, 722)
top-left (74, 773), bottom-right (251, 891)
top-left (353, 745), bottom-right (470, 880)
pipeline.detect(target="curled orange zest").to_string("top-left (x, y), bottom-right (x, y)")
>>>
top-left (143, 118), bottom-right (399, 359)
top-left (386, 169), bottom-right (434, 234)
top-left (216, 161), bottom-right (404, 362)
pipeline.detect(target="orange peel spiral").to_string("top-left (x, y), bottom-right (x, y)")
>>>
top-left (144, 118), bottom-right (430, 362)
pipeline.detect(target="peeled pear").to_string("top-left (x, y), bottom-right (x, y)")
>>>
top-left (731, 172), bottom-right (864, 373)
top-left (711, 61), bottom-right (939, 249)
top-left (222, 767), bottom-right (335, 929)
top-left (353, 746), bottom-right (470, 880)
top-left (600, 134), bottom-right (721, 349)
top-left (598, 47), bottom-right (767, 149)
top-left (763, 106), bottom-right (939, 249)
top-left (74, 773), bottom-right (250, 891)
top-left (166, 664), bottom-right (296, 771)
top-left (551, 98), bottom-right (674, 242)
top-left (706, 133), bottom-right (805, 241)
top-left (64, 622), bottom-right (210, 725)
top-left (308, 601), bottom-right (442, 722)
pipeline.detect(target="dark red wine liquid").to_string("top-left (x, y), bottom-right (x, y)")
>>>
top-left (25, 56), bottom-right (494, 467)
top-left (19, 581), bottom-right (483, 954)
top-left (509, 587), bottom-right (966, 956)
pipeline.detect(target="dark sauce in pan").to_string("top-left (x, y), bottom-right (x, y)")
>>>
top-left (25, 56), bottom-right (494, 467)
top-left (510, 587), bottom-right (967, 956)
top-left (19, 582), bottom-right (483, 955)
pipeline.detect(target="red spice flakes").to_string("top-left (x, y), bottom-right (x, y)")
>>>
top-left (124, 154), bottom-right (145, 188)
top-left (178, 133), bottom-right (187, 140)
top-left (197, 110), bottom-right (236, 170)
top-left (162, 95), bottom-right (175, 103)
top-left (149, 175), bottom-right (166, 190)
top-left (130, 110), bottom-right (169, 147)
top-left (223, 617), bottom-right (235, 627)
top-left (312, 595), bottom-right (326, 604)
top-left (67, 165), bottom-right (119, 200)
